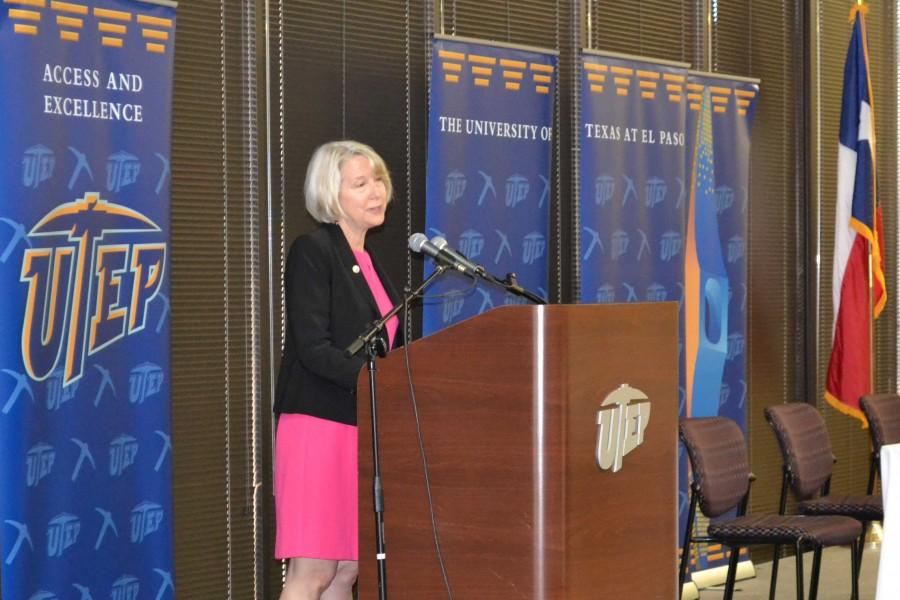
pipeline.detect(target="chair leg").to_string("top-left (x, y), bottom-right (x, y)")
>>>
top-left (808, 546), bottom-right (822, 600)
top-left (794, 540), bottom-right (805, 600)
top-left (768, 542), bottom-right (782, 600)
top-left (850, 540), bottom-right (860, 600)
top-left (856, 522), bottom-right (867, 576)
top-left (867, 454), bottom-right (878, 495)
top-left (723, 545), bottom-right (741, 600)
top-left (770, 468), bottom-right (792, 600)
top-left (678, 494), bottom-right (698, 599)
top-left (678, 539), bottom-right (691, 600)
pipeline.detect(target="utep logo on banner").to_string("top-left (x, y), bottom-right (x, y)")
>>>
top-left (21, 193), bottom-right (165, 386)
top-left (0, 1), bottom-right (176, 599)
top-left (423, 37), bottom-right (556, 335)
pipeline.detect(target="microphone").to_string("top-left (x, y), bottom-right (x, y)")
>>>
top-left (408, 233), bottom-right (479, 278)
top-left (408, 233), bottom-right (545, 304)
top-left (430, 236), bottom-right (485, 278)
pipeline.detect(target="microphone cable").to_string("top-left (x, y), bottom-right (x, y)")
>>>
top-left (401, 290), bottom-right (454, 600)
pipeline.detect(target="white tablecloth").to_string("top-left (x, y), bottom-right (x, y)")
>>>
top-left (876, 443), bottom-right (900, 600)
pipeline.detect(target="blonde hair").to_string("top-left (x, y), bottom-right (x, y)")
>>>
top-left (304, 140), bottom-right (393, 223)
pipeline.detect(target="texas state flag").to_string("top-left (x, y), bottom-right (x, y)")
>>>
top-left (826, 5), bottom-right (886, 423)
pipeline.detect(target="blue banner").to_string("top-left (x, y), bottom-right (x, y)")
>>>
top-left (423, 37), bottom-right (556, 334)
top-left (577, 53), bottom-right (760, 579)
top-left (578, 52), bottom-right (688, 460)
top-left (0, 1), bottom-right (176, 598)
top-left (579, 52), bottom-right (688, 310)
top-left (683, 72), bottom-right (758, 573)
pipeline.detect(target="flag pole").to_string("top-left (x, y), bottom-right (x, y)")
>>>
top-left (860, 1), bottom-right (875, 402)
top-left (869, 241), bottom-right (875, 395)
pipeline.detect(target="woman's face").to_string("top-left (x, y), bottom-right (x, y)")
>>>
top-left (337, 154), bottom-right (387, 237)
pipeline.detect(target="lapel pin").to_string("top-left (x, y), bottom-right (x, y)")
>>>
top-left (352, 264), bottom-right (361, 274)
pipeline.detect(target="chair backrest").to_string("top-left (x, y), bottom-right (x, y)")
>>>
top-left (764, 403), bottom-right (833, 501)
top-left (860, 393), bottom-right (900, 454)
top-left (679, 417), bottom-right (750, 518)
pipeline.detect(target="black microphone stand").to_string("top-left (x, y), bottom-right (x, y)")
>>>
top-left (345, 264), bottom-right (448, 600)
top-left (425, 236), bottom-right (546, 305)
top-left (491, 271), bottom-right (546, 305)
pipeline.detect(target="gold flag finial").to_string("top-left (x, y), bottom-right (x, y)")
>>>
top-left (850, 2), bottom-right (868, 22)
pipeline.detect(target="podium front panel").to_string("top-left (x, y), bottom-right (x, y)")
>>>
top-left (358, 303), bottom-right (677, 599)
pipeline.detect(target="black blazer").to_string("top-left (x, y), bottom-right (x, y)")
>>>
top-left (274, 223), bottom-right (402, 425)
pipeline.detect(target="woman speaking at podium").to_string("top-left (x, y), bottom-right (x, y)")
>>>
top-left (274, 140), bottom-right (401, 599)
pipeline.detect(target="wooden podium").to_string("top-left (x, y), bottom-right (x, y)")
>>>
top-left (358, 303), bottom-right (678, 599)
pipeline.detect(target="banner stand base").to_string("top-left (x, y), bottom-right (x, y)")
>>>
top-left (680, 581), bottom-right (700, 599)
top-left (690, 559), bottom-right (756, 591)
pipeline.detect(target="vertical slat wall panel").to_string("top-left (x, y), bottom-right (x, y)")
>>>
top-left (269, 0), bottom-right (431, 588)
top-left (224, 0), bottom-right (262, 597)
top-left (278, 0), bottom-right (427, 273)
top-left (263, 0), bottom-right (285, 593)
top-left (589, 0), bottom-right (697, 66)
top-left (344, 0), bottom-right (424, 291)
top-left (260, 0), bottom-right (278, 591)
top-left (171, 3), bottom-right (229, 595)
top-left (452, 0), bottom-right (561, 49)
top-left (709, 0), bottom-right (806, 529)
top-left (280, 1), bottom-right (343, 249)
top-left (446, 0), bottom-right (575, 303)
top-left (864, 0), bottom-right (897, 406)
top-left (171, 1), bottom-right (261, 596)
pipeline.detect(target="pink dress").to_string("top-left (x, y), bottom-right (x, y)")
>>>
top-left (274, 249), bottom-right (398, 560)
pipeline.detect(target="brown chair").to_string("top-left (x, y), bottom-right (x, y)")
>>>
top-left (860, 393), bottom-right (900, 494)
top-left (679, 417), bottom-right (861, 600)
top-left (764, 403), bottom-right (880, 600)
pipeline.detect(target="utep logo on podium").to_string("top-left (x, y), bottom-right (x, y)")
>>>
top-left (595, 384), bottom-right (651, 473)
top-left (19, 192), bottom-right (167, 387)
